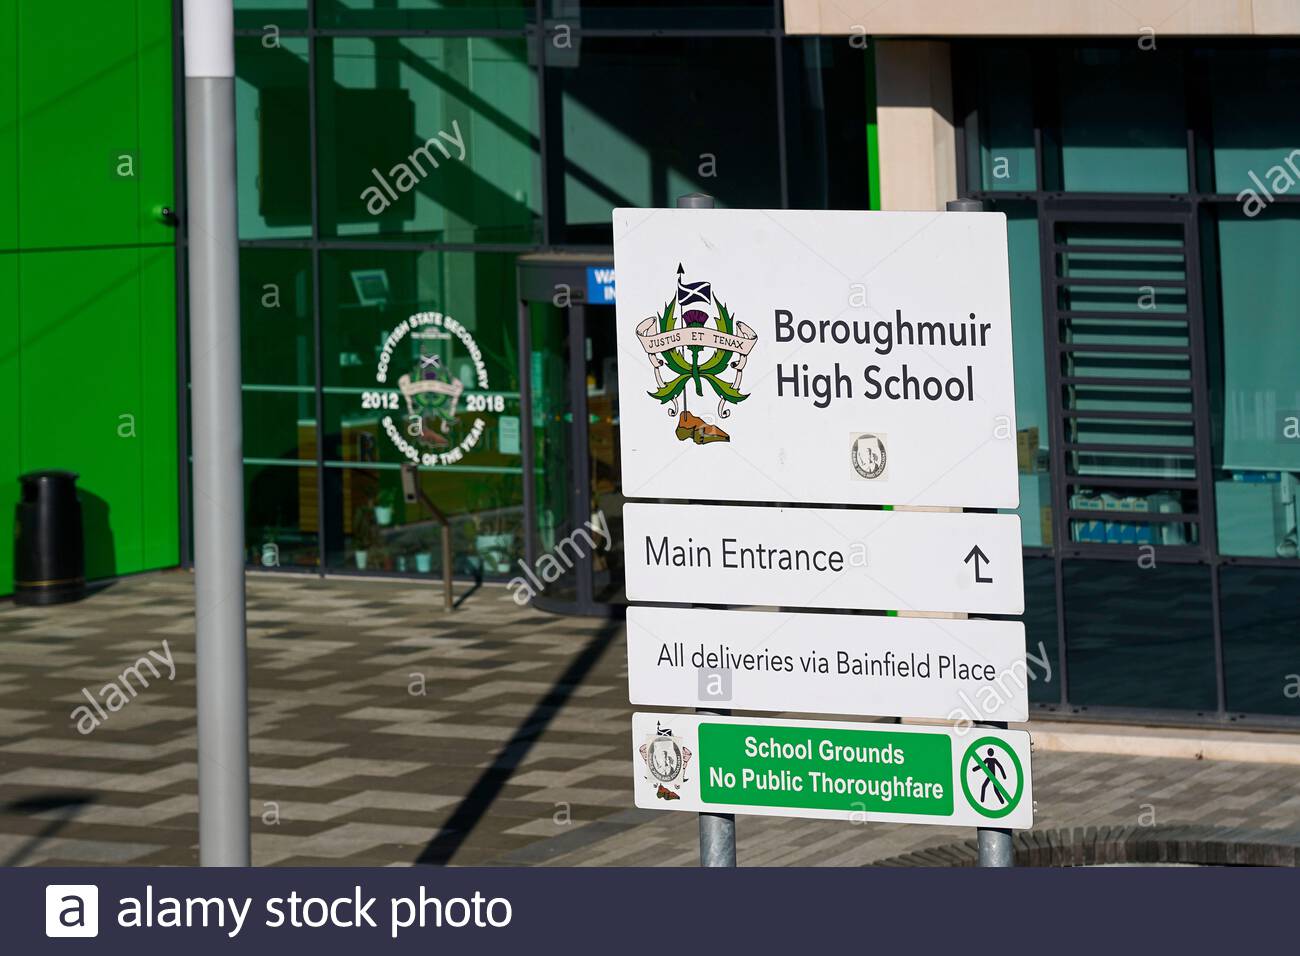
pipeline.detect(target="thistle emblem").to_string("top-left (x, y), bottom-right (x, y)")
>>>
top-left (633, 265), bottom-right (759, 445)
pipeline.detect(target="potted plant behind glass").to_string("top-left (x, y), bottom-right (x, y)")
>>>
top-left (394, 537), bottom-right (413, 573)
top-left (259, 527), bottom-right (282, 568)
top-left (352, 506), bottom-right (380, 570)
top-left (374, 489), bottom-right (396, 526)
top-left (471, 474), bottom-right (518, 576)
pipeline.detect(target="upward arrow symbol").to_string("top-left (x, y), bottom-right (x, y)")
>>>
top-left (964, 545), bottom-right (993, 584)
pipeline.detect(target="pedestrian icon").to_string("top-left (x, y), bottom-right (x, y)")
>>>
top-left (974, 746), bottom-right (1007, 803)
top-left (960, 736), bottom-right (1024, 819)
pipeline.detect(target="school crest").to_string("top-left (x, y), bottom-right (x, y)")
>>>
top-left (397, 353), bottom-right (462, 452)
top-left (370, 311), bottom-right (493, 467)
top-left (634, 265), bottom-right (759, 444)
top-left (638, 722), bottom-right (693, 800)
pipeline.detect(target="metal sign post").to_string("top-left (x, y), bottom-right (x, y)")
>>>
top-left (675, 193), bottom-right (737, 869)
top-left (616, 194), bottom-right (1030, 866)
top-left (946, 197), bottom-right (1015, 869)
top-left (976, 721), bottom-right (1016, 866)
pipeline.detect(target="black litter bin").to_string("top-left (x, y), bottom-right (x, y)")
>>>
top-left (14, 470), bottom-right (85, 605)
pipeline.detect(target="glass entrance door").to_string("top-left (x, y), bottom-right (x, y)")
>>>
top-left (584, 305), bottom-right (624, 605)
top-left (517, 255), bottom-right (623, 616)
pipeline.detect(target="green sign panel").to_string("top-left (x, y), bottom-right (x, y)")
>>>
top-left (699, 722), bottom-right (955, 816)
top-left (633, 712), bottom-right (1032, 829)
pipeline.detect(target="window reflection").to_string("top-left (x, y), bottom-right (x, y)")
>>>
top-left (317, 36), bottom-right (541, 243)
top-left (550, 37), bottom-right (781, 244)
top-left (1213, 209), bottom-right (1300, 559)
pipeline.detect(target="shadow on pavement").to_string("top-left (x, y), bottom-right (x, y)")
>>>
top-left (413, 618), bottom-right (620, 865)
top-left (2, 793), bottom-right (96, 866)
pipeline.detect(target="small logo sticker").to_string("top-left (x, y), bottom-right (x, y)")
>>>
top-left (850, 433), bottom-right (888, 480)
top-left (638, 722), bottom-right (693, 801)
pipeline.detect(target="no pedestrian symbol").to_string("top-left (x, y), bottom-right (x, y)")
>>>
top-left (960, 736), bottom-right (1024, 819)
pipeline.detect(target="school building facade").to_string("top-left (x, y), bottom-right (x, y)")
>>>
top-left (1, 1), bottom-right (1298, 726)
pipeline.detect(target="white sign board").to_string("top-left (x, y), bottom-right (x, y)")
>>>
top-left (614, 208), bottom-right (1019, 509)
top-left (627, 606), bottom-right (1030, 722)
top-left (624, 502), bottom-right (1024, 615)
top-left (633, 712), bottom-right (1033, 829)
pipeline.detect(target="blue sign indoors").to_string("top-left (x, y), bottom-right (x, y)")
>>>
top-left (586, 266), bottom-right (616, 304)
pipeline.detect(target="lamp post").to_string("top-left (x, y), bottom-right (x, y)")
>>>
top-left (183, 0), bottom-right (250, 867)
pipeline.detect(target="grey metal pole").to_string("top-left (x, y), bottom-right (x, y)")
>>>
top-left (677, 192), bottom-right (715, 210)
top-left (400, 464), bottom-right (454, 611)
top-left (699, 803), bottom-right (736, 868)
top-left (947, 196), bottom-right (1016, 868)
top-left (441, 524), bottom-right (453, 612)
top-left (677, 192), bottom-right (737, 868)
top-left (183, 0), bottom-right (250, 867)
top-left (975, 718), bottom-right (1016, 868)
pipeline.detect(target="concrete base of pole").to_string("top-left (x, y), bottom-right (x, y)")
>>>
top-left (186, 75), bottom-right (251, 867)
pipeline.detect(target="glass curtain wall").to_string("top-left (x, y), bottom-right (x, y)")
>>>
top-left (212, 1), bottom-right (868, 583)
top-left (958, 41), bottom-right (1300, 725)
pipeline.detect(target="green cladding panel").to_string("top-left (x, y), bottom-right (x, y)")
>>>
top-left (19, 249), bottom-right (148, 579)
top-left (1, 0), bottom-right (178, 596)
top-left (0, 254), bottom-right (16, 593)
top-left (0, 0), bottom-right (15, 250)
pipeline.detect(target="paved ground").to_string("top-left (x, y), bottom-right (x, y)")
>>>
top-left (2, 570), bottom-right (1299, 867)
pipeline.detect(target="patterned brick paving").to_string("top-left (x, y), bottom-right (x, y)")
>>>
top-left (1, 570), bottom-right (1298, 866)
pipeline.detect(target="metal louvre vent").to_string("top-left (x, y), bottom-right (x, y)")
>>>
top-left (1044, 204), bottom-right (1213, 558)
